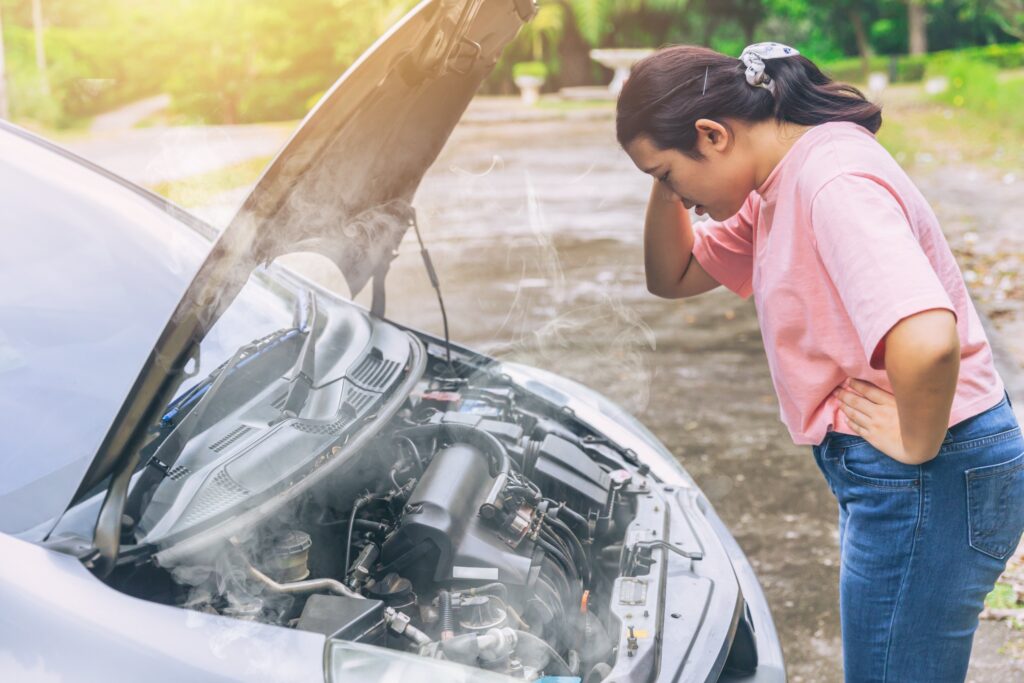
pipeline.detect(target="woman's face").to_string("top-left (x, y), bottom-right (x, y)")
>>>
top-left (624, 120), bottom-right (755, 222)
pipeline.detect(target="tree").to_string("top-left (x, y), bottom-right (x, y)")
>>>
top-left (734, 0), bottom-right (767, 43)
top-left (517, 0), bottom-right (564, 61)
top-left (991, 0), bottom-right (1024, 38)
top-left (905, 0), bottom-right (928, 54)
top-left (556, 0), bottom-right (691, 87)
top-left (845, 1), bottom-right (875, 71)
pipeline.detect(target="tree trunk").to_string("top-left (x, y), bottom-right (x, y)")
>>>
top-left (0, 7), bottom-right (9, 119)
top-left (32, 0), bottom-right (49, 97)
top-left (741, 19), bottom-right (757, 45)
top-left (848, 7), bottom-right (874, 78)
top-left (556, 2), bottom-right (594, 88)
top-left (702, 16), bottom-right (721, 46)
top-left (906, 0), bottom-right (928, 55)
top-left (738, 0), bottom-right (763, 45)
top-left (222, 93), bottom-right (239, 125)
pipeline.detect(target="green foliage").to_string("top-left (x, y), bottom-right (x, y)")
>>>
top-left (148, 154), bottom-right (274, 207)
top-left (870, 18), bottom-right (904, 55)
top-left (710, 35), bottom-right (747, 58)
top-left (968, 41), bottom-right (1024, 67)
top-left (512, 60), bottom-right (549, 80)
top-left (818, 42), bottom-right (1024, 84)
top-left (985, 582), bottom-right (1024, 610)
top-left (928, 54), bottom-right (998, 106)
top-left (0, 0), bottom-right (419, 127)
top-left (0, 0), bottom-right (1020, 127)
top-left (925, 53), bottom-right (1024, 135)
top-left (517, 1), bottom-right (564, 60)
top-left (568, 0), bottom-right (617, 46)
top-left (991, 0), bottom-right (1024, 39)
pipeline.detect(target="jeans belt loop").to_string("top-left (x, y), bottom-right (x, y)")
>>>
top-left (821, 429), bottom-right (835, 460)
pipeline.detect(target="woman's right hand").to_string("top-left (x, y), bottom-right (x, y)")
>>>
top-left (643, 178), bottom-right (722, 299)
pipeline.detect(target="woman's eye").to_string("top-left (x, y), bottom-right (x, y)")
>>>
top-left (659, 172), bottom-right (670, 184)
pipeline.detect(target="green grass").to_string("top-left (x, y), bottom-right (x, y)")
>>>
top-left (875, 80), bottom-right (1024, 173)
top-left (985, 582), bottom-right (1024, 611)
top-left (147, 155), bottom-right (273, 207)
top-left (535, 98), bottom-right (615, 111)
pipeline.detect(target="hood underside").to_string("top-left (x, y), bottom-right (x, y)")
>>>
top-left (224, 0), bottom-right (535, 298)
top-left (70, 0), bottom-right (535, 535)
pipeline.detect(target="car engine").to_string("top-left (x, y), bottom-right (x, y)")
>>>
top-left (115, 347), bottom-right (644, 681)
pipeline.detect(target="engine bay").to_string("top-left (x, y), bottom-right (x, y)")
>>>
top-left (110, 339), bottom-right (664, 681)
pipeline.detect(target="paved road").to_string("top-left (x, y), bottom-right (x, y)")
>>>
top-left (63, 123), bottom-right (291, 186)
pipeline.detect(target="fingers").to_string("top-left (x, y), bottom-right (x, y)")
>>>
top-left (833, 386), bottom-right (874, 414)
top-left (847, 378), bottom-right (893, 405)
top-left (836, 391), bottom-right (872, 428)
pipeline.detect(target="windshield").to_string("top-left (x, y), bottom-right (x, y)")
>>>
top-left (0, 130), bottom-right (297, 538)
top-left (0, 131), bottom-right (214, 537)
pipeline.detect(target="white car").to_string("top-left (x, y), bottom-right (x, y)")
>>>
top-left (0, 1), bottom-right (785, 681)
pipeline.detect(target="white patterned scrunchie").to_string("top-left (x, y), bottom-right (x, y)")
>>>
top-left (739, 42), bottom-right (800, 94)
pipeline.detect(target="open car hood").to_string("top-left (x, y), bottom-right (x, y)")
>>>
top-left (68, 0), bottom-right (537, 551)
top-left (227, 0), bottom-right (536, 300)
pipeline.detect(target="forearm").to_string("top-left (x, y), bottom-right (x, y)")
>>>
top-left (885, 310), bottom-right (960, 463)
top-left (643, 178), bottom-right (693, 295)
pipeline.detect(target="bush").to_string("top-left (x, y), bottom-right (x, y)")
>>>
top-left (818, 55), bottom-right (885, 83)
top-left (924, 54), bottom-right (1024, 135)
top-left (895, 55), bottom-right (928, 82)
top-left (512, 61), bottom-right (548, 81)
top-left (819, 42), bottom-right (1023, 87)
top-left (869, 19), bottom-right (904, 56)
top-left (926, 56), bottom-right (999, 109)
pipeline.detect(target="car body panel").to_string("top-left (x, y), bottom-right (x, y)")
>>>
top-left (0, 532), bottom-right (326, 683)
top-left (0, 125), bottom-right (208, 538)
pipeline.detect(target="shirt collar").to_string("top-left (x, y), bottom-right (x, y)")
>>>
top-left (755, 123), bottom-right (826, 203)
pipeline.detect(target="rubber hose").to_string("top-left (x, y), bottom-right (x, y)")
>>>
top-left (439, 590), bottom-right (454, 639)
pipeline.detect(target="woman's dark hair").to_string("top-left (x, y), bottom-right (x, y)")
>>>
top-left (616, 45), bottom-right (882, 158)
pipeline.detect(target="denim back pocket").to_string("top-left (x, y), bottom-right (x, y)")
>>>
top-left (839, 441), bottom-right (920, 489)
top-left (966, 450), bottom-right (1024, 560)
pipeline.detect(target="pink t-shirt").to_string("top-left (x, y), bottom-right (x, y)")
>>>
top-left (690, 120), bottom-right (1005, 446)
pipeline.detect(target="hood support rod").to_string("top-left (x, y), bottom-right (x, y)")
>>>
top-left (408, 212), bottom-right (456, 376)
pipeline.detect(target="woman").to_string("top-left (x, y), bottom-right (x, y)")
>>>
top-left (616, 42), bottom-right (1024, 681)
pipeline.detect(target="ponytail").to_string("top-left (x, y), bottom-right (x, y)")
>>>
top-left (616, 45), bottom-right (881, 158)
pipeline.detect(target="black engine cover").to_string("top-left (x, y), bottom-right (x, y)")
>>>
top-left (527, 434), bottom-right (611, 515)
top-left (380, 442), bottom-right (533, 587)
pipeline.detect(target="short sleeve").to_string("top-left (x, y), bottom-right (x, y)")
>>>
top-left (690, 193), bottom-right (756, 299)
top-left (810, 173), bottom-right (957, 370)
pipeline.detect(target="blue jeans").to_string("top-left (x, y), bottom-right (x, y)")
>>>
top-left (811, 390), bottom-right (1024, 682)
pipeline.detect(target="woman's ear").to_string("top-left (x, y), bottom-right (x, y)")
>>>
top-left (694, 118), bottom-right (731, 153)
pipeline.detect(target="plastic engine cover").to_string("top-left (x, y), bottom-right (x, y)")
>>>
top-left (380, 443), bottom-right (533, 587)
top-left (528, 434), bottom-right (610, 515)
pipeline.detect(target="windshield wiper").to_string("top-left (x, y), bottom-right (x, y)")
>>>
top-left (158, 340), bottom-right (257, 458)
top-left (123, 323), bottom-right (303, 526)
top-left (278, 289), bottom-right (319, 420)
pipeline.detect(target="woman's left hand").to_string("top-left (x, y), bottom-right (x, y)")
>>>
top-left (833, 378), bottom-right (911, 463)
